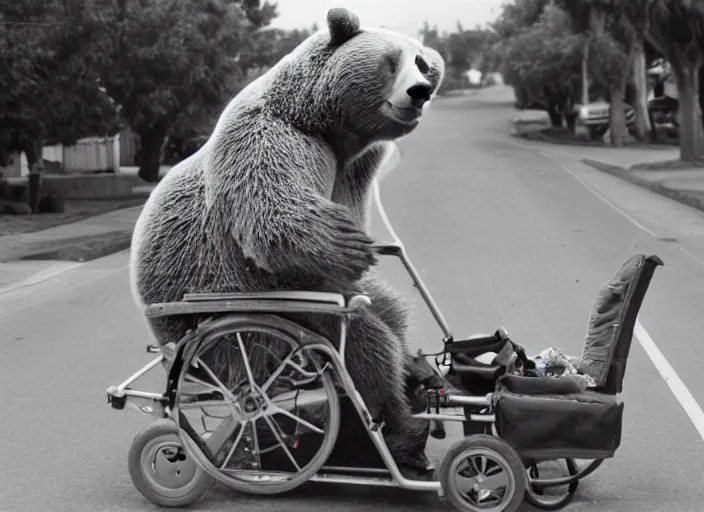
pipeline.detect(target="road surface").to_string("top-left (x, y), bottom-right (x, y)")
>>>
top-left (2, 86), bottom-right (704, 512)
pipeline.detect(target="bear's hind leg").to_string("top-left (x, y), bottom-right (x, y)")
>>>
top-left (344, 308), bottom-right (431, 472)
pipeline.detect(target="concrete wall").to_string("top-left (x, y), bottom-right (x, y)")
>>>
top-left (42, 173), bottom-right (144, 199)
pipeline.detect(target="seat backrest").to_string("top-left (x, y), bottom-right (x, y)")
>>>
top-left (577, 254), bottom-right (663, 395)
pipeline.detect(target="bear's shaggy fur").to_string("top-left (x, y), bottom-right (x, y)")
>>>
top-left (129, 8), bottom-right (444, 470)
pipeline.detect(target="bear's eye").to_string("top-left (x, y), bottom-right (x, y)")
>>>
top-left (415, 55), bottom-right (429, 74)
top-left (385, 53), bottom-right (399, 74)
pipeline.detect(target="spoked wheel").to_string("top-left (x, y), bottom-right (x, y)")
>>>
top-left (128, 419), bottom-right (215, 507)
top-left (439, 434), bottom-right (526, 512)
top-left (524, 458), bottom-right (579, 510)
top-left (173, 319), bottom-right (341, 495)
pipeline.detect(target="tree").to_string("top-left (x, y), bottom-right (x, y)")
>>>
top-left (239, 26), bottom-right (312, 70)
top-left (446, 22), bottom-right (492, 71)
top-left (555, 1), bottom-right (622, 145)
top-left (647, 0), bottom-right (704, 161)
top-left (92, 0), bottom-right (277, 182)
top-left (419, 20), bottom-right (501, 93)
top-left (589, 28), bottom-right (633, 146)
top-left (492, 0), bottom-right (551, 40)
top-left (165, 24), bottom-right (313, 162)
top-left (623, 1), bottom-right (654, 140)
top-left (500, 3), bottom-right (584, 127)
top-left (0, 1), bottom-right (118, 171)
top-left (419, 22), bottom-right (448, 62)
top-left (557, 0), bottom-right (659, 145)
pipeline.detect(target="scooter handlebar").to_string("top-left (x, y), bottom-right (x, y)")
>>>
top-left (371, 242), bottom-right (404, 256)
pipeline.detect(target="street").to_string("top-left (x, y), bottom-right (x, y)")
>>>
top-left (2, 86), bottom-right (704, 511)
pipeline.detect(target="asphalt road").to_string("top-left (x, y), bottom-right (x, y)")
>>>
top-left (2, 86), bottom-right (704, 512)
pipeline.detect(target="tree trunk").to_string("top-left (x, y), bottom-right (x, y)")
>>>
top-left (581, 41), bottom-right (589, 105)
top-left (547, 101), bottom-right (563, 127)
top-left (631, 38), bottom-right (652, 141)
top-left (23, 140), bottom-right (43, 213)
top-left (699, 65), bottom-right (704, 129)
top-left (673, 63), bottom-right (702, 162)
top-left (137, 123), bottom-right (168, 183)
top-left (609, 83), bottom-right (627, 147)
top-left (590, 8), bottom-right (605, 36)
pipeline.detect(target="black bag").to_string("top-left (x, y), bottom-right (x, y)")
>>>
top-left (493, 390), bottom-right (624, 460)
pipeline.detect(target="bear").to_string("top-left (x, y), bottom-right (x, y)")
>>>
top-left (129, 7), bottom-right (445, 475)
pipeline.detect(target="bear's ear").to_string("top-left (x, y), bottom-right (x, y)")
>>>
top-left (327, 7), bottom-right (361, 46)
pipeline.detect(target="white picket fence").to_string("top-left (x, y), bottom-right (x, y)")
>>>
top-left (1, 135), bottom-right (121, 178)
top-left (63, 135), bottom-right (120, 173)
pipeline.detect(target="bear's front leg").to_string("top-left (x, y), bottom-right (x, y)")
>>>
top-left (358, 272), bottom-right (411, 348)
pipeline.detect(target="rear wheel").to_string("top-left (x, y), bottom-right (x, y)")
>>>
top-left (173, 318), bottom-right (342, 495)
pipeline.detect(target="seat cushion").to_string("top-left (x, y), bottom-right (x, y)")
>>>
top-left (492, 390), bottom-right (624, 461)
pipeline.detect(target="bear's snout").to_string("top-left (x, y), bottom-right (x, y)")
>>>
top-left (406, 83), bottom-right (432, 108)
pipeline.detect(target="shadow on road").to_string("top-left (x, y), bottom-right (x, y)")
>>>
top-left (205, 481), bottom-right (451, 510)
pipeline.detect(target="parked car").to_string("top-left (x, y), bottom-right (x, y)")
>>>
top-left (647, 62), bottom-right (679, 137)
top-left (576, 100), bottom-right (637, 140)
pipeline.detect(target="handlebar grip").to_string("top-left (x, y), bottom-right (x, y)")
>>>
top-left (371, 243), bottom-right (403, 256)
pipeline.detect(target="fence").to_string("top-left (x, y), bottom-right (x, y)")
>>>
top-left (63, 135), bottom-right (120, 173)
top-left (1, 136), bottom-right (121, 178)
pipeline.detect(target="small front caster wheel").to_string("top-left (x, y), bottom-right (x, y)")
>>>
top-left (524, 458), bottom-right (579, 510)
top-left (439, 434), bottom-right (526, 512)
top-left (128, 419), bottom-right (214, 507)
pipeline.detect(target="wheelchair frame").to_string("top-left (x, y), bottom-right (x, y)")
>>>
top-left (107, 182), bottom-right (662, 510)
top-left (107, 239), bottom-right (499, 492)
top-left (106, 239), bottom-right (608, 502)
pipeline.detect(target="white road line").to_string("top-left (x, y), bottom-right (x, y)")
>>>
top-left (538, 150), bottom-right (662, 239)
top-left (534, 145), bottom-right (704, 271)
top-left (678, 244), bottom-right (704, 270)
top-left (635, 320), bottom-right (704, 440)
top-left (0, 262), bottom-right (129, 319)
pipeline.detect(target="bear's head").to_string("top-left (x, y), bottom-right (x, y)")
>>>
top-left (264, 8), bottom-right (445, 157)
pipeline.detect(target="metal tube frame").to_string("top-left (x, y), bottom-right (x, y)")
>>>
top-left (107, 306), bottom-right (599, 494)
top-left (106, 347), bottom-right (599, 492)
top-left (106, 346), bottom-right (486, 488)
top-left (370, 179), bottom-right (453, 342)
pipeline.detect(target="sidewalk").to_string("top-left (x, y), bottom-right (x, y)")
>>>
top-left (510, 108), bottom-right (704, 215)
top-left (578, 149), bottom-right (704, 215)
top-left (0, 166), bottom-right (169, 293)
top-left (0, 204), bottom-right (145, 294)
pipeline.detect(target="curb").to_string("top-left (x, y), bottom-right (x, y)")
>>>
top-left (19, 231), bottom-right (133, 263)
top-left (511, 126), bottom-right (679, 150)
top-left (581, 158), bottom-right (704, 215)
top-left (512, 130), bottom-right (604, 148)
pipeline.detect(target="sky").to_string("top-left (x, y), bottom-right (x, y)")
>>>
top-left (268, 0), bottom-right (506, 38)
